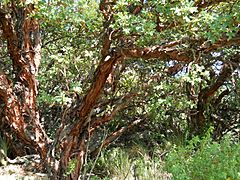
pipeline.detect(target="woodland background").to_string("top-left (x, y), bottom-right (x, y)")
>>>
top-left (0, 0), bottom-right (240, 179)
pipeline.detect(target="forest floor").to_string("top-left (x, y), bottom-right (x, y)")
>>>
top-left (0, 164), bottom-right (48, 179)
top-left (0, 155), bottom-right (48, 180)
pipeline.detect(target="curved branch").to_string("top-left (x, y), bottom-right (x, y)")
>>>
top-left (200, 62), bottom-right (237, 103)
top-left (90, 92), bottom-right (138, 131)
top-left (214, 89), bottom-right (230, 106)
top-left (192, 61), bottom-right (238, 134)
top-left (91, 117), bottom-right (144, 157)
top-left (122, 36), bottom-right (240, 62)
top-left (199, 37), bottom-right (240, 53)
top-left (122, 46), bottom-right (192, 62)
top-left (90, 103), bottom-right (127, 132)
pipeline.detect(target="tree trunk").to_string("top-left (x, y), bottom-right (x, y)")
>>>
top-left (54, 51), bottom-right (123, 179)
top-left (0, 2), bottom-right (49, 159)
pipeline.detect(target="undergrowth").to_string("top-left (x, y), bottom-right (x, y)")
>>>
top-left (165, 130), bottom-right (240, 180)
top-left (87, 145), bottom-right (166, 180)
top-left (87, 128), bottom-right (240, 180)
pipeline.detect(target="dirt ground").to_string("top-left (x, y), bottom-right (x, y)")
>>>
top-left (0, 154), bottom-right (48, 180)
top-left (0, 164), bottom-right (48, 179)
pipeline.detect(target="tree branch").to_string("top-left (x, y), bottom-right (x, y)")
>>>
top-left (200, 62), bottom-right (237, 103)
top-left (90, 103), bottom-right (127, 132)
top-left (121, 36), bottom-right (240, 62)
top-left (90, 92), bottom-right (138, 131)
top-left (122, 45), bottom-right (192, 62)
top-left (91, 117), bottom-right (144, 157)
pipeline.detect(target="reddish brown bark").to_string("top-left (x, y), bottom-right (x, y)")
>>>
top-left (55, 10), bottom-right (240, 179)
top-left (123, 46), bottom-right (191, 61)
top-left (200, 37), bottom-right (240, 53)
top-left (0, 72), bottom-right (32, 146)
top-left (120, 36), bottom-right (240, 62)
top-left (57, 51), bottom-right (124, 179)
top-left (1, 1), bottom-right (239, 179)
top-left (0, 3), bottom-right (49, 159)
top-left (90, 92), bottom-right (138, 130)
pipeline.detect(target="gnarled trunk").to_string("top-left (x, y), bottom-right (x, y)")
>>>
top-left (0, 2), bottom-right (49, 159)
top-left (53, 51), bottom-right (123, 179)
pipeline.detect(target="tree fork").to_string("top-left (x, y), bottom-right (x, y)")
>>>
top-left (56, 50), bottom-right (124, 179)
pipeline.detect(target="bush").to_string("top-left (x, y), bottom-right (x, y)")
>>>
top-left (165, 131), bottom-right (240, 180)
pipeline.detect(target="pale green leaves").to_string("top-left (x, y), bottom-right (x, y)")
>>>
top-left (35, 0), bottom-right (101, 35)
top-left (53, 92), bottom-right (72, 105)
top-left (181, 64), bottom-right (210, 86)
top-left (113, 10), bottom-right (156, 45)
top-left (25, 0), bottom-right (40, 4)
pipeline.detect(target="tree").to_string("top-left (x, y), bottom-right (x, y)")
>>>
top-left (0, 0), bottom-right (49, 158)
top-left (0, 0), bottom-right (239, 179)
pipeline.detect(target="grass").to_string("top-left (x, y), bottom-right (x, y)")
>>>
top-left (0, 136), bottom-right (8, 166)
top-left (165, 134), bottom-right (240, 180)
top-left (85, 129), bottom-right (240, 180)
top-left (86, 144), bottom-right (170, 180)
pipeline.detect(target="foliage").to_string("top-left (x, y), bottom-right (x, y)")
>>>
top-left (0, 0), bottom-right (240, 178)
top-left (33, 0), bottom-right (240, 140)
top-left (65, 158), bottom-right (77, 176)
top-left (88, 131), bottom-right (240, 179)
top-left (165, 129), bottom-right (240, 180)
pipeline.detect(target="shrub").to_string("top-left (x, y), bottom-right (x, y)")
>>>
top-left (165, 131), bottom-right (240, 180)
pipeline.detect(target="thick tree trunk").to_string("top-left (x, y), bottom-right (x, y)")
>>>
top-left (2, 1), bottom-right (239, 179)
top-left (54, 51), bottom-right (123, 179)
top-left (0, 3), bottom-right (49, 159)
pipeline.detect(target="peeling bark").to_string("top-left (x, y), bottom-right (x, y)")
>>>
top-left (0, 3), bottom-right (49, 159)
top-left (1, 1), bottom-right (240, 179)
top-left (0, 72), bottom-right (32, 145)
top-left (56, 51), bottom-right (124, 179)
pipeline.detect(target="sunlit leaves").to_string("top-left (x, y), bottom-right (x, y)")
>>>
top-left (181, 63), bottom-right (210, 87)
top-left (35, 0), bottom-right (101, 35)
top-left (147, 75), bottom-right (194, 128)
top-left (25, 0), bottom-right (41, 4)
top-left (33, 0), bottom-right (240, 143)
top-left (120, 67), bottom-right (139, 91)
